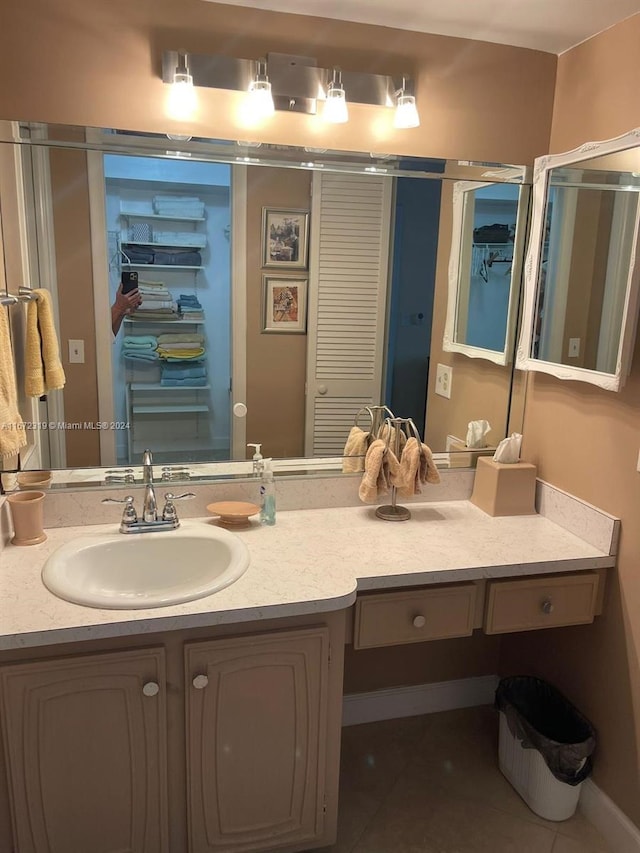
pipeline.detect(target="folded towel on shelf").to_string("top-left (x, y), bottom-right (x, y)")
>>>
top-left (139, 300), bottom-right (176, 311)
top-left (342, 426), bottom-right (369, 474)
top-left (157, 347), bottom-right (206, 361)
top-left (129, 312), bottom-right (180, 322)
top-left (358, 439), bottom-right (400, 504)
top-left (164, 354), bottom-right (206, 363)
top-left (161, 365), bottom-right (207, 380)
top-left (0, 306), bottom-right (26, 459)
top-left (160, 377), bottom-right (208, 387)
top-left (138, 279), bottom-right (168, 290)
top-left (25, 289), bottom-right (66, 398)
top-left (155, 341), bottom-right (202, 351)
top-left (123, 350), bottom-right (160, 362)
top-left (122, 335), bottom-right (157, 349)
top-left (157, 333), bottom-right (204, 346)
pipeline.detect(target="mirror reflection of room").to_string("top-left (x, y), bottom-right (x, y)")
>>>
top-left (2, 134), bottom-right (526, 473)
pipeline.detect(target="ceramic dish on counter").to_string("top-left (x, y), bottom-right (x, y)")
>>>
top-left (206, 501), bottom-right (260, 527)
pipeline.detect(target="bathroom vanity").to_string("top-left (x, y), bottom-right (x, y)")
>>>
top-left (0, 491), bottom-right (618, 853)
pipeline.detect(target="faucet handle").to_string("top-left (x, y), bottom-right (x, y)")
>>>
top-left (162, 492), bottom-right (196, 523)
top-left (102, 495), bottom-right (138, 525)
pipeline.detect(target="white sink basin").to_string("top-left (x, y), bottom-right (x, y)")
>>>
top-left (42, 524), bottom-right (250, 609)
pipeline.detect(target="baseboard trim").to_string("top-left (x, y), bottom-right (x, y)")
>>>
top-left (342, 674), bottom-right (500, 727)
top-left (580, 778), bottom-right (640, 853)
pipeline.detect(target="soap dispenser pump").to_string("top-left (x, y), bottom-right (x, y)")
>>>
top-left (247, 443), bottom-right (264, 475)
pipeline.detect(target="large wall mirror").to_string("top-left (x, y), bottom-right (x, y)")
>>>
top-left (0, 121), bottom-right (530, 486)
top-left (517, 128), bottom-right (640, 391)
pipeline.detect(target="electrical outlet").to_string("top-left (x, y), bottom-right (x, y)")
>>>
top-left (568, 338), bottom-right (580, 358)
top-left (68, 339), bottom-right (85, 364)
top-left (435, 363), bottom-right (452, 399)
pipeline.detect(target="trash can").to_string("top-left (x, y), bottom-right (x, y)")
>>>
top-left (495, 676), bottom-right (596, 821)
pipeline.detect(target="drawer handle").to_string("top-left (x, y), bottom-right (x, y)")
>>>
top-left (412, 615), bottom-right (426, 629)
top-left (142, 682), bottom-right (159, 697)
top-left (541, 598), bottom-right (554, 615)
top-left (193, 674), bottom-right (209, 690)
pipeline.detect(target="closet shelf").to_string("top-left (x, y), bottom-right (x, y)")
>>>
top-left (125, 318), bottom-right (204, 325)
top-left (125, 264), bottom-right (203, 270)
top-left (132, 404), bottom-right (210, 415)
top-left (129, 383), bottom-right (211, 391)
top-left (123, 240), bottom-right (206, 248)
top-left (120, 212), bottom-right (206, 222)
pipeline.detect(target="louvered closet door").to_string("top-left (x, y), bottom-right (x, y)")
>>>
top-left (305, 172), bottom-right (393, 456)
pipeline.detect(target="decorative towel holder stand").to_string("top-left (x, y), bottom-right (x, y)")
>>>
top-left (376, 415), bottom-right (421, 522)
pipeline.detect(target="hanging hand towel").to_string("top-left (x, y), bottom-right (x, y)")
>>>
top-left (358, 439), bottom-right (400, 504)
top-left (393, 437), bottom-right (422, 497)
top-left (25, 289), bottom-right (66, 397)
top-left (342, 426), bottom-right (369, 474)
top-left (0, 307), bottom-right (26, 459)
top-left (419, 442), bottom-right (441, 485)
top-left (377, 422), bottom-right (407, 456)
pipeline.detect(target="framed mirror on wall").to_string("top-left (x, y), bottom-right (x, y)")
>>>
top-left (443, 180), bottom-right (529, 365)
top-left (517, 128), bottom-right (640, 391)
top-left (0, 121), bottom-right (531, 486)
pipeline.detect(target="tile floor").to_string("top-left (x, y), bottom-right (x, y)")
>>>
top-left (323, 705), bottom-right (612, 853)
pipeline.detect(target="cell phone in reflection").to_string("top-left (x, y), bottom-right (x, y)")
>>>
top-left (121, 271), bottom-right (139, 294)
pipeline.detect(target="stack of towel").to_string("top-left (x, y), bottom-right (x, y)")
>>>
top-left (129, 280), bottom-right (179, 321)
top-left (122, 335), bottom-right (159, 362)
top-left (177, 293), bottom-right (203, 322)
top-left (160, 362), bottom-right (207, 387)
top-left (358, 436), bottom-right (440, 503)
top-left (153, 195), bottom-right (205, 219)
top-left (156, 333), bottom-right (205, 362)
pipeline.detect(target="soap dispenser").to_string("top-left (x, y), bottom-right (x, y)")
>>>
top-left (259, 458), bottom-right (276, 526)
top-left (247, 443), bottom-right (264, 475)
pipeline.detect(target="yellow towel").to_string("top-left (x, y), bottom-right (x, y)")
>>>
top-left (358, 439), bottom-right (400, 504)
top-left (157, 333), bottom-right (204, 346)
top-left (157, 347), bottom-right (205, 360)
top-left (342, 426), bottom-right (369, 473)
top-left (0, 306), bottom-right (26, 459)
top-left (25, 289), bottom-right (66, 397)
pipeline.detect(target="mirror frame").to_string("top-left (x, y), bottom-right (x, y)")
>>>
top-left (516, 128), bottom-right (640, 391)
top-left (443, 180), bottom-right (529, 365)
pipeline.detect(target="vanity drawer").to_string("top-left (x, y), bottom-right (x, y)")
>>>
top-left (484, 572), bottom-right (599, 635)
top-left (354, 584), bottom-right (477, 649)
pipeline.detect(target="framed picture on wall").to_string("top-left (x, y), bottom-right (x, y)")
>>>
top-left (262, 208), bottom-right (310, 269)
top-left (262, 276), bottom-right (308, 334)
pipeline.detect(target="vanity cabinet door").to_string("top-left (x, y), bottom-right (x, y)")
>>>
top-left (186, 627), bottom-right (330, 853)
top-left (0, 648), bottom-right (168, 853)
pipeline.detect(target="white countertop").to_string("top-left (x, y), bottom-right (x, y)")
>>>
top-left (0, 501), bottom-right (615, 650)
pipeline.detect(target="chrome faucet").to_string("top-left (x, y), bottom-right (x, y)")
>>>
top-left (102, 449), bottom-right (195, 533)
top-left (142, 449), bottom-right (158, 522)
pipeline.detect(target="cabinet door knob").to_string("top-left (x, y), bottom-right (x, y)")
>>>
top-left (541, 598), bottom-right (554, 615)
top-left (193, 674), bottom-right (209, 690)
top-left (412, 615), bottom-right (426, 629)
top-left (142, 682), bottom-right (160, 697)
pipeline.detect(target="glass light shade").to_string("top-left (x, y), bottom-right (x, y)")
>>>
top-left (166, 72), bottom-right (197, 121)
top-left (394, 93), bottom-right (420, 129)
top-left (323, 84), bottom-right (348, 124)
top-left (248, 79), bottom-right (275, 119)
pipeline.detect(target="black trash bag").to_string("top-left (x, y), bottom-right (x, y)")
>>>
top-left (496, 676), bottom-right (596, 786)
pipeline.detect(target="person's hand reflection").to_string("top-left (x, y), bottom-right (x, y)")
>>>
top-left (112, 283), bottom-right (142, 336)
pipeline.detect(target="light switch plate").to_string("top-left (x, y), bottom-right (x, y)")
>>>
top-left (435, 363), bottom-right (452, 399)
top-left (568, 338), bottom-right (580, 358)
top-left (68, 339), bottom-right (85, 364)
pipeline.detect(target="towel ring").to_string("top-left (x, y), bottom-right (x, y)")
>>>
top-left (354, 405), bottom-right (395, 434)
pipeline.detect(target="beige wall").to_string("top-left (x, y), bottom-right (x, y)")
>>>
top-left (49, 147), bottom-right (100, 466)
top-left (502, 12), bottom-right (640, 825)
top-left (425, 181), bottom-right (515, 450)
top-left (0, 0), bottom-right (555, 166)
top-left (245, 166), bottom-right (309, 458)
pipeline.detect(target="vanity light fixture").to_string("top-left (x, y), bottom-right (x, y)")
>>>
top-left (323, 69), bottom-right (349, 124)
top-left (247, 59), bottom-right (275, 120)
top-left (166, 53), bottom-right (197, 121)
top-left (394, 77), bottom-right (420, 129)
top-left (161, 51), bottom-right (418, 128)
